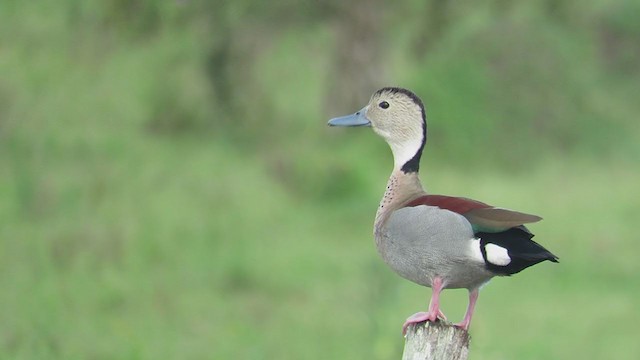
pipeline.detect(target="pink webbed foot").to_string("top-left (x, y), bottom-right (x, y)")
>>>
top-left (402, 277), bottom-right (448, 335)
top-left (401, 309), bottom-right (447, 335)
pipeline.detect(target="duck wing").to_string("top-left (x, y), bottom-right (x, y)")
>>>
top-left (405, 195), bottom-right (541, 233)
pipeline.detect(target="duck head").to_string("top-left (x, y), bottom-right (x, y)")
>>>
top-left (328, 87), bottom-right (427, 173)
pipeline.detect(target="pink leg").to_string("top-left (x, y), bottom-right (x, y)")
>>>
top-left (454, 288), bottom-right (479, 331)
top-left (402, 277), bottom-right (447, 335)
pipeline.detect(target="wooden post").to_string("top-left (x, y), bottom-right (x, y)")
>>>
top-left (402, 321), bottom-right (470, 360)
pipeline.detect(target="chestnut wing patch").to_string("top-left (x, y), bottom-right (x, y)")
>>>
top-left (404, 195), bottom-right (491, 214)
top-left (404, 195), bottom-right (541, 232)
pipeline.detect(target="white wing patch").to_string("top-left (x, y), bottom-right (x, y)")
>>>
top-left (468, 239), bottom-right (484, 263)
top-left (485, 244), bottom-right (511, 266)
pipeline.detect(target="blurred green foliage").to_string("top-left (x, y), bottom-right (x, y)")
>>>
top-left (1, 0), bottom-right (639, 359)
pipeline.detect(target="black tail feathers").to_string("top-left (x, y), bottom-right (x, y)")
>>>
top-left (477, 226), bottom-right (558, 276)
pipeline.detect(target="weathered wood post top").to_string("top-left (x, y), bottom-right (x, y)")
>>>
top-left (402, 321), bottom-right (470, 360)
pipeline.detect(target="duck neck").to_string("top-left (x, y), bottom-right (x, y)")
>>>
top-left (375, 169), bottom-right (426, 229)
top-left (389, 137), bottom-right (425, 173)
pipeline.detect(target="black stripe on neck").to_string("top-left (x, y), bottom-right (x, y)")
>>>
top-left (400, 120), bottom-right (426, 173)
top-left (399, 91), bottom-right (427, 174)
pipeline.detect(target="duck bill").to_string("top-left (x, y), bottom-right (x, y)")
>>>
top-left (328, 107), bottom-right (371, 127)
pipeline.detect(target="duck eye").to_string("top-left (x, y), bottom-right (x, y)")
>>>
top-left (379, 101), bottom-right (389, 109)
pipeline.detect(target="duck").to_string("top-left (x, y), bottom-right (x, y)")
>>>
top-left (328, 87), bottom-right (558, 333)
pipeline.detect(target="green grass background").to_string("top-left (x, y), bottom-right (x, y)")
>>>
top-left (1, 1), bottom-right (639, 359)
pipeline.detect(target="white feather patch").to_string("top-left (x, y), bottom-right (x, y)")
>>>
top-left (389, 138), bottom-right (424, 170)
top-left (468, 239), bottom-right (484, 263)
top-left (485, 244), bottom-right (511, 266)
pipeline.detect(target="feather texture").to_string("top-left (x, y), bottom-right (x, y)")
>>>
top-left (404, 195), bottom-right (490, 213)
top-left (404, 195), bottom-right (541, 232)
top-left (465, 208), bottom-right (542, 232)
top-left (478, 226), bottom-right (559, 275)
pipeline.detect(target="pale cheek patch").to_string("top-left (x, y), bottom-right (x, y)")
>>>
top-left (485, 244), bottom-right (511, 266)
